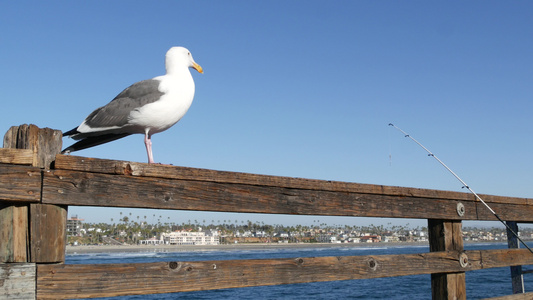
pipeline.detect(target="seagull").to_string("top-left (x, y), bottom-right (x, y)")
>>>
top-left (62, 47), bottom-right (203, 163)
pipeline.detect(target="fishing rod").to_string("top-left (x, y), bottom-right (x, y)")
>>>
top-left (388, 123), bottom-right (533, 254)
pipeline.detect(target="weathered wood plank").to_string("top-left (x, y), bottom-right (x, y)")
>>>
top-left (0, 205), bottom-right (28, 263)
top-left (482, 292), bottom-right (533, 300)
top-left (0, 148), bottom-right (34, 165)
top-left (54, 155), bottom-right (471, 199)
top-left (0, 164), bottom-right (41, 202)
top-left (54, 155), bottom-right (533, 206)
top-left (472, 201), bottom-right (533, 222)
top-left (43, 169), bottom-right (476, 219)
top-left (41, 168), bottom-right (533, 221)
top-left (36, 249), bottom-right (533, 299)
top-left (36, 250), bottom-right (466, 299)
top-left (30, 204), bottom-right (67, 263)
top-left (0, 263), bottom-right (36, 299)
top-left (475, 248), bottom-right (533, 269)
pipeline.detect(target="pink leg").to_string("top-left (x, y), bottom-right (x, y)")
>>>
top-left (144, 133), bottom-right (155, 164)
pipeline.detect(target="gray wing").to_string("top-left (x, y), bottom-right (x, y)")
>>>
top-left (84, 79), bottom-right (164, 128)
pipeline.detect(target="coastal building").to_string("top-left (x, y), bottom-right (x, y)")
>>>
top-left (348, 237), bottom-right (361, 243)
top-left (161, 230), bottom-right (220, 245)
top-left (67, 216), bottom-right (84, 236)
top-left (139, 237), bottom-right (164, 245)
top-left (359, 235), bottom-right (381, 243)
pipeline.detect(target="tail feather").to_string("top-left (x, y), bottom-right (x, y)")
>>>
top-left (62, 133), bottom-right (132, 154)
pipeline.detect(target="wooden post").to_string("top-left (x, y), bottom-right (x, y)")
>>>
top-left (0, 204), bottom-right (28, 262)
top-left (428, 219), bottom-right (466, 300)
top-left (1, 124), bottom-right (66, 263)
top-left (3, 124), bottom-right (63, 169)
top-left (506, 221), bottom-right (524, 294)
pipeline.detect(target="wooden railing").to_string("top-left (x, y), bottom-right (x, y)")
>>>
top-left (1, 124), bottom-right (532, 299)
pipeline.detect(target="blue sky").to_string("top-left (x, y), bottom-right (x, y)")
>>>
top-left (1, 1), bottom-right (532, 228)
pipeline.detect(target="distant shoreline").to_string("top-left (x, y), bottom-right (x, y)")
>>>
top-left (65, 240), bottom-right (506, 254)
top-left (66, 242), bottom-right (425, 254)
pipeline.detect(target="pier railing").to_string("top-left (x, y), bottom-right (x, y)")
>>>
top-left (1, 124), bottom-right (532, 299)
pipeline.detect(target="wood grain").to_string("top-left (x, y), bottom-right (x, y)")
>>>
top-left (0, 263), bottom-right (36, 299)
top-left (36, 249), bottom-right (533, 299)
top-left (54, 155), bottom-right (533, 206)
top-left (36, 251), bottom-right (463, 299)
top-left (0, 149), bottom-right (34, 165)
top-left (3, 124), bottom-right (62, 169)
top-left (429, 220), bottom-right (465, 300)
top-left (42, 168), bottom-right (470, 218)
top-left (30, 204), bottom-right (67, 263)
top-left (1, 124), bottom-right (67, 267)
top-left (0, 206), bottom-right (28, 262)
top-left (482, 292), bottom-right (533, 300)
top-left (0, 164), bottom-right (41, 202)
top-left (42, 167), bottom-right (533, 221)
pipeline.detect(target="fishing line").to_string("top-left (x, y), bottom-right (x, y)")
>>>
top-left (388, 125), bottom-right (393, 166)
top-left (388, 123), bottom-right (533, 254)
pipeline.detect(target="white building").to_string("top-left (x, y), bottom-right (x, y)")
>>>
top-left (139, 237), bottom-right (164, 245)
top-left (161, 230), bottom-right (220, 245)
top-left (67, 216), bottom-right (84, 236)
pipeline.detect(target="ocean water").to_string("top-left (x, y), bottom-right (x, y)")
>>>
top-left (66, 243), bottom-right (532, 299)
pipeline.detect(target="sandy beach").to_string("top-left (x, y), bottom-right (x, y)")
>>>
top-left (66, 241), bottom-right (432, 254)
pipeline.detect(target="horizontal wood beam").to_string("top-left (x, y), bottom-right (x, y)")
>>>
top-left (41, 155), bottom-right (533, 221)
top-left (482, 292), bottom-right (533, 300)
top-left (0, 164), bottom-right (41, 203)
top-left (0, 148), bottom-right (34, 165)
top-left (36, 249), bottom-right (533, 299)
top-left (54, 155), bottom-right (533, 205)
top-left (42, 168), bottom-right (475, 219)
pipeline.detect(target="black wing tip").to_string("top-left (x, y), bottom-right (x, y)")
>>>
top-left (61, 147), bottom-right (73, 154)
top-left (61, 133), bottom-right (132, 154)
top-left (63, 128), bottom-right (79, 137)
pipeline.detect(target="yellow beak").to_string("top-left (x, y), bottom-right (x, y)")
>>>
top-left (193, 62), bottom-right (204, 74)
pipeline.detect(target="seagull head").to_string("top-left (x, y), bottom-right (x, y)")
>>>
top-left (165, 46), bottom-right (203, 75)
